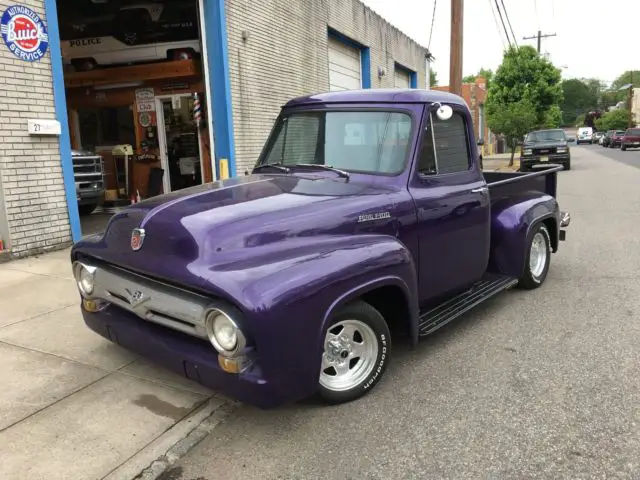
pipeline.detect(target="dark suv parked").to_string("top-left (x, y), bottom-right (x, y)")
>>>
top-left (520, 128), bottom-right (573, 171)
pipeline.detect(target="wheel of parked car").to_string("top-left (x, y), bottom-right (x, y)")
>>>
top-left (318, 300), bottom-right (391, 404)
top-left (517, 223), bottom-right (551, 290)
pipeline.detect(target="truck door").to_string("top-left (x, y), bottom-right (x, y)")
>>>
top-left (407, 106), bottom-right (491, 303)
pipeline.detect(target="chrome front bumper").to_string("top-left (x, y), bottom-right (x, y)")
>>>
top-left (76, 260), bottom-right (212, 340)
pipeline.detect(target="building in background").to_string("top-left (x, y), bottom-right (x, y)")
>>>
top-left (433, 76), bottom-right (495, 156)
top-left (0, 0), bottom-right (429, 259)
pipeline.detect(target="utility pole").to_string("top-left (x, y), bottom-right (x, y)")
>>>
top-left (522, 30), bottom-right (556, 53)
top-left (449, 0), bottom-right (463, 96)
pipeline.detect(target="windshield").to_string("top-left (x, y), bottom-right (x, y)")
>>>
top-left (525, 130), bottom-right (566, 143)
top-left (616, 131), bottom-right (626, 135)
top-left (257, 110), bottom-right (413, 175)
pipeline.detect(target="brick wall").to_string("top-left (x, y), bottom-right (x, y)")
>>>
top-left (0, 0), bottom-right (71, 257)
top-left (225, 0), bottom-right (429, 174)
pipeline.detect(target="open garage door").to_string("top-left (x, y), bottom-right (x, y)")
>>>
top-left (394, 68), bottom-right (411, 88)
top-left (328, 36), bottom-right (361, 91)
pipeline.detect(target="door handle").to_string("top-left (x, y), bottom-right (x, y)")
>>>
top-left (471, 186), bottom-right (489, 194)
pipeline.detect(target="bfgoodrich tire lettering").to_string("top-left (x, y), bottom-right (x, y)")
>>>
top-left (318, 300), bottom-right (391, 404)
top-left (517, 223), bottom-right (551, 290)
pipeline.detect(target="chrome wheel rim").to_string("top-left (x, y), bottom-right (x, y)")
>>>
top-left (319, 319), bottom-right (378, 392)
top-left (529, 232), bottom-right (548, 279)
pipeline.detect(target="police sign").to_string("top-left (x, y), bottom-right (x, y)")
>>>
top-left (1, 5), bottom-right (49, 62)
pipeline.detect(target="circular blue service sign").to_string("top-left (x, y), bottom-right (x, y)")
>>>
top-left (1, 4), bottom-right (49, 62)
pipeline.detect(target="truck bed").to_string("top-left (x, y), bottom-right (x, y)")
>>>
top-left (484, 165), bottom-right (563, 202)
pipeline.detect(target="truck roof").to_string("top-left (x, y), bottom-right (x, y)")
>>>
top-left (284, 88), bottom-right (468, 108)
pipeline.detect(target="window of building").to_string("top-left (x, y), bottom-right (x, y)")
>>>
top-left (417, 111), bottom-right (470, 175)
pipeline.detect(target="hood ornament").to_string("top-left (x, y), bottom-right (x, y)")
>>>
top-left (131, 228), bottom-right (145, 251)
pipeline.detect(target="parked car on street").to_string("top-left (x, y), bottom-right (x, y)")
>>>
top-left (593, 131), bottom-right (605, 144)
top-left (620, 128), bottom-right (640, 150)
top-left (611, 130), bottom-right (626, 148)
top-left (70, 89), bottom-right (571, 408)
top-left (602, 130), bottom-right (616, 147)
top-left (520, 128), bottom-right (573, 171)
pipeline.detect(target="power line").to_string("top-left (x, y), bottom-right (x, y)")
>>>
top-left (500, 0), bottom-right (518, 48)
top-left (488, 0), bottom-right (507, 49)
top-left (427, 0), bottom-right (437, 49)
top-left (493, 0), bottom-right (512, 48)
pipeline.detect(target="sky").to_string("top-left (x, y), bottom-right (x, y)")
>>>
top-left (360, 0), bottom-right (640, 87)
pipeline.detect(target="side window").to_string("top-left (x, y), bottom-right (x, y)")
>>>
top-left (417, 110), bottom-right (471, 175)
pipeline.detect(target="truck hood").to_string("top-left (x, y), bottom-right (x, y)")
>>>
top-left (76, 174), bottom-right (398, 288)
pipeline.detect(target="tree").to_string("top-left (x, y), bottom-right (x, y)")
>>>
top-left (595, 109), bottom-right (629, 131)
top-left (487, 98), bottom-right (537, 166)
top-left (486, 46), bottom-right (563, 127)
top-left (544, 105), bottom-right (562, 128)
top-left (463, 67), bottom-right (493, 88)
top-left (559, 79), bottom-right (598, 125)
top-left (429, 69), bottom-right (438, 87)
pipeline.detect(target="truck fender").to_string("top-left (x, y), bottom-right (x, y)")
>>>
top-left (488, 194), bottom-right (559, 278)
top-left (230, 234), bottom-right (419, 398)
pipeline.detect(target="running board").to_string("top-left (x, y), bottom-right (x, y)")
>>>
top-left (418, 275), bottom-right (518, 337)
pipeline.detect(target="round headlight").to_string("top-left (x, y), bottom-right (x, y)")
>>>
top-left (79, 267), bottom-right (94, 295)
top-left (206, 310), bottom-right (239, 353)
top-left (73, 262), bottom-right (95, 296)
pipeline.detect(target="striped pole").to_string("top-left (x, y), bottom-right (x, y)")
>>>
top-left (193, 92), bottom-right (202, 126)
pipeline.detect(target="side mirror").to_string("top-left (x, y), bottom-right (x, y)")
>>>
top-left (567, 137), bottom-right (575, 143)
top-left (477, 140), bottom-right (484, 146)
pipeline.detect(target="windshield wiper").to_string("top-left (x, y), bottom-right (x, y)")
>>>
top-left (288, 163), bottom-right (350, 180)
top-left (253, 163), bottom-right (290, 173)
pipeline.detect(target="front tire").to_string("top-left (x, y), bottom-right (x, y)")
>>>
top-left (564, 160), bottom-right (571, 171)
top-left (318, 300), bottom-right (391, 404)
top-left (517, 223), bottom-right (551, 290)
top-left (621, 145), bottom-right (627, 151)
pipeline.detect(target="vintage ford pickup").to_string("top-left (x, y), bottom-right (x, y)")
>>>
top-left (71, 89), bottom-right (571, 408)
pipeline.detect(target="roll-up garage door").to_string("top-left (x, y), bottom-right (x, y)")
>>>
top-left (394, 68), bottom-right (411, 88)
top-left (328, 36), bottom-right (361, 91)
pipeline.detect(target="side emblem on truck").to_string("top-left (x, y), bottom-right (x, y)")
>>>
top-left (131, 228), bottom-right (146, 251)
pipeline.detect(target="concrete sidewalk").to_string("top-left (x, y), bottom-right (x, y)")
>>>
top-left (482, 153), bottom-right (520, 172)
top-left (0, 249), bottom-right (233, 480)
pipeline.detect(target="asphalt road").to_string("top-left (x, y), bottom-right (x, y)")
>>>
top-left (585, 142), bottom-right (640, 170)
top-left (162, 146), bottom-right (640, 480)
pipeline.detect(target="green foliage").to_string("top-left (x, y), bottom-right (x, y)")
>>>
top-left (487, 98), bottom-right (538, 165)
top-left (575, 113), bottom-right (586, 127)
top-left (559, 79), bottom-right (598, 125)
top-left (594, 109), bottom-right (630, 131)
top-left (463, 67), bottom-right (493, 88)
top-left (429, 69), bottom-right (438, 87)
top-left (544, 105), bottom-right (562, 128)
top-left (486, 46), bottom-right (563, 127)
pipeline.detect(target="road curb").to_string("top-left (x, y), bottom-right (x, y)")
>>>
top-left (103, 396), bottom-right (240, 480)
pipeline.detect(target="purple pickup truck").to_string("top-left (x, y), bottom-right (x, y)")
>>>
top-left (70, 89), bottom-right (571, 408)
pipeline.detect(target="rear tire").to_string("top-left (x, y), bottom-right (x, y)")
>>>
top-left (517, 223), bottom-right (551, 290)
top-left (317, 300), bottom-right (391, 405)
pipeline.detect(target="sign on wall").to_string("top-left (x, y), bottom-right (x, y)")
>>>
top-left (1, 5), bottom-right (49, 62)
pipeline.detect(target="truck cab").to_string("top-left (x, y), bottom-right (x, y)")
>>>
top-left (71, 89), bottom-right (570, 408)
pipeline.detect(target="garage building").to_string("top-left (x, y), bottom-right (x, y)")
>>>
top-left (0, 0), bottom-right (430, 259)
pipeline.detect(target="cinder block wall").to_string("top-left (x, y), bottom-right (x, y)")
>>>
top-left (225, 0), bottom-right (429, 175)
top-left (0, 0), bottom-right (71, 257)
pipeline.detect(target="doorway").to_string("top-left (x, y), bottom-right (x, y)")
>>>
top-left (156, 94), bottom-right (204, 193)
